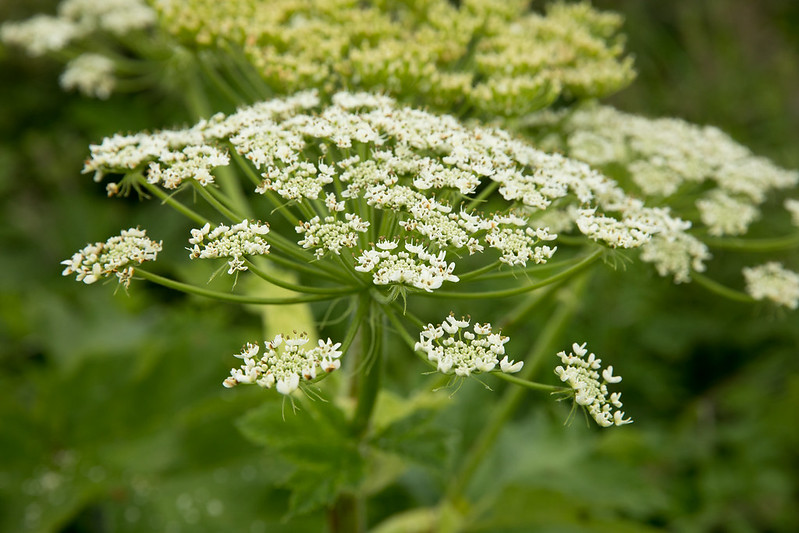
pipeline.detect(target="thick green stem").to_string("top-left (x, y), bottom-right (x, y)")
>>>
top-left (328, 295), bottom-right (383, 533)
top-left (350, 298), bottom-right (384, 438)
top-left (328, 493), bottom-right (364, 533)
top-left (444, 275), bottom-right (588, 507)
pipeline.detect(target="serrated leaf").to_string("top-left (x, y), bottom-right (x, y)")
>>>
top-left (237, 397), bottom-right (365, 516)
top-left (371, 406), bottom-right (454, 471)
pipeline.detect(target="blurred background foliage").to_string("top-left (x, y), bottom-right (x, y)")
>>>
top-left (1, 0), bottom-right (798, 532)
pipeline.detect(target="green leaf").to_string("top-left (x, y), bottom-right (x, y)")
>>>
top-left (372, 408), bottom-right (453, 470)
top-left (237, 396), bottom-right (364, 516)
top-left (466, 485), bottom-right (665, 533)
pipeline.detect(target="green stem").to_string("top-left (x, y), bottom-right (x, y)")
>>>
top-left (692, 272), bottom-right (756, 303)
top-left (243, 258), bottom-right (359, 295)
top-left (193, 183), bottom-right (244, 222)
top-left (261, 230), bottom-right (348, 279)
top-left (382, 304), bottom-right (436, 368)
top-left (229, 149), bottom-right (263, 188)
top-left (215, 165), bottom-right (255, 219)
top-left (220, 41), bottom-right (273, 99)
top-left (340, 294), bottom-right (371, 355)
top-left (464, 181), bottom-right (499, 211)
top-left (472, 254), bottom-right (585, 282)
top-left (139, 180), bottom-right (209, 226)
top-left (328, 494), bottom-right (364, 533)
top-left (425, 247), bottom-right (603, 299)
top-left (445, 275), bottom-right (587, 506)
top-left (135, 268), bottom-right (339, 305)
top-left (350, 298), bottom-right (384, 439)
top-left (491, 373), bottom-right (566, 392)
top-left (456, 260), bottom-right (503, 282)
top-left (703, 232), bottom-right (799, 252)
top-left (195, 50), bottom-right (244, 106)
top-left (497, 282), bottom-right (562, 334)
top-left (262, 252), bottom-right (342, 282)
top-left (328, 294), bottom-right (375, 533)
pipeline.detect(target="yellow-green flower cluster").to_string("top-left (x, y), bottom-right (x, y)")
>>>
top-left (153, 0), bottom-right (634, 116)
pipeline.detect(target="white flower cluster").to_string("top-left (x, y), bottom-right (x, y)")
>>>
top-left (529, 103), bottom-right (799, 236)
top-left (61, 227), bottom-right (162, 288)
top-left (146, 145), bottom-right (230, 189)
top-left (785, 199), bottom-right (799, 227)
top-left (415, 314), bottom-right (522, 377)
top-left (633, 210), bottom-right (712, 284)
top-left (155, 0), bottom-right (633, 116)
top-left (188, 221), bottom-right (270, 274)
top-left (296, 214), bottom-right (370, 259)
top-left (1, 0), bottom-right (155, 55)
top-left (83, 91), bottom-right (318, 183)
top-left (355, 241), bottom-right (459, 293)
top-left (84, 91), bottom-right (696, 291)
top-left (59, 53), bottom-right (116, 99)
top-left (742, 262), bottom-right (799, 310)
top-left (554, 342), bottom-right (631, 428)
top-left (696, 191), bottom-right (760, 237)
top-left (0, 15), bottom-right (80, 56)
top-left (223, 334), bottom-right (343, 395)
top-left (485, 226), bottom-right (558, 266)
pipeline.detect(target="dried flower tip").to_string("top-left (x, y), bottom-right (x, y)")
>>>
top-left (223, 334), bottom-right (343, 395)
top-left (554, 342), bottom-right (631, 427)
top-left (415, 315), bottom-right (521, 377)
top-left (61, 227), bottom-right (161, 288)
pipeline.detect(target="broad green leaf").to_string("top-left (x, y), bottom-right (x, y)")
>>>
top-left (237, 396), bottom-right (364, 516)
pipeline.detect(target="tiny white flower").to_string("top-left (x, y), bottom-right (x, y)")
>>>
top-left (223, 332), bottom-right (344, 395)
top-left (602, 366), bottom-right (622, 384)
top-left (499, 356), bottom-right (524, 373)
top-left (416, 315), bottom-right (518, 377)
top-left (554, 342), bottom-right (631, 428)
top-left (743, 262), bottom-right (799, 310)
top-left (61, 227), bottom-right (162, 288)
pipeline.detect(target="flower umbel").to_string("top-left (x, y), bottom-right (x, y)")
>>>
top-left (554, 342), bottom-right (631, 427)
top-left (223, 333), bottom-right (343, 395)
top-left (187, 220), bottom-right (270, 274)
top-left (61, 227), bottom-right (162, 288)
top-left (415, 314), bottom-right (522, 377)
top-left (742, 262), bottom-right (799, 310)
